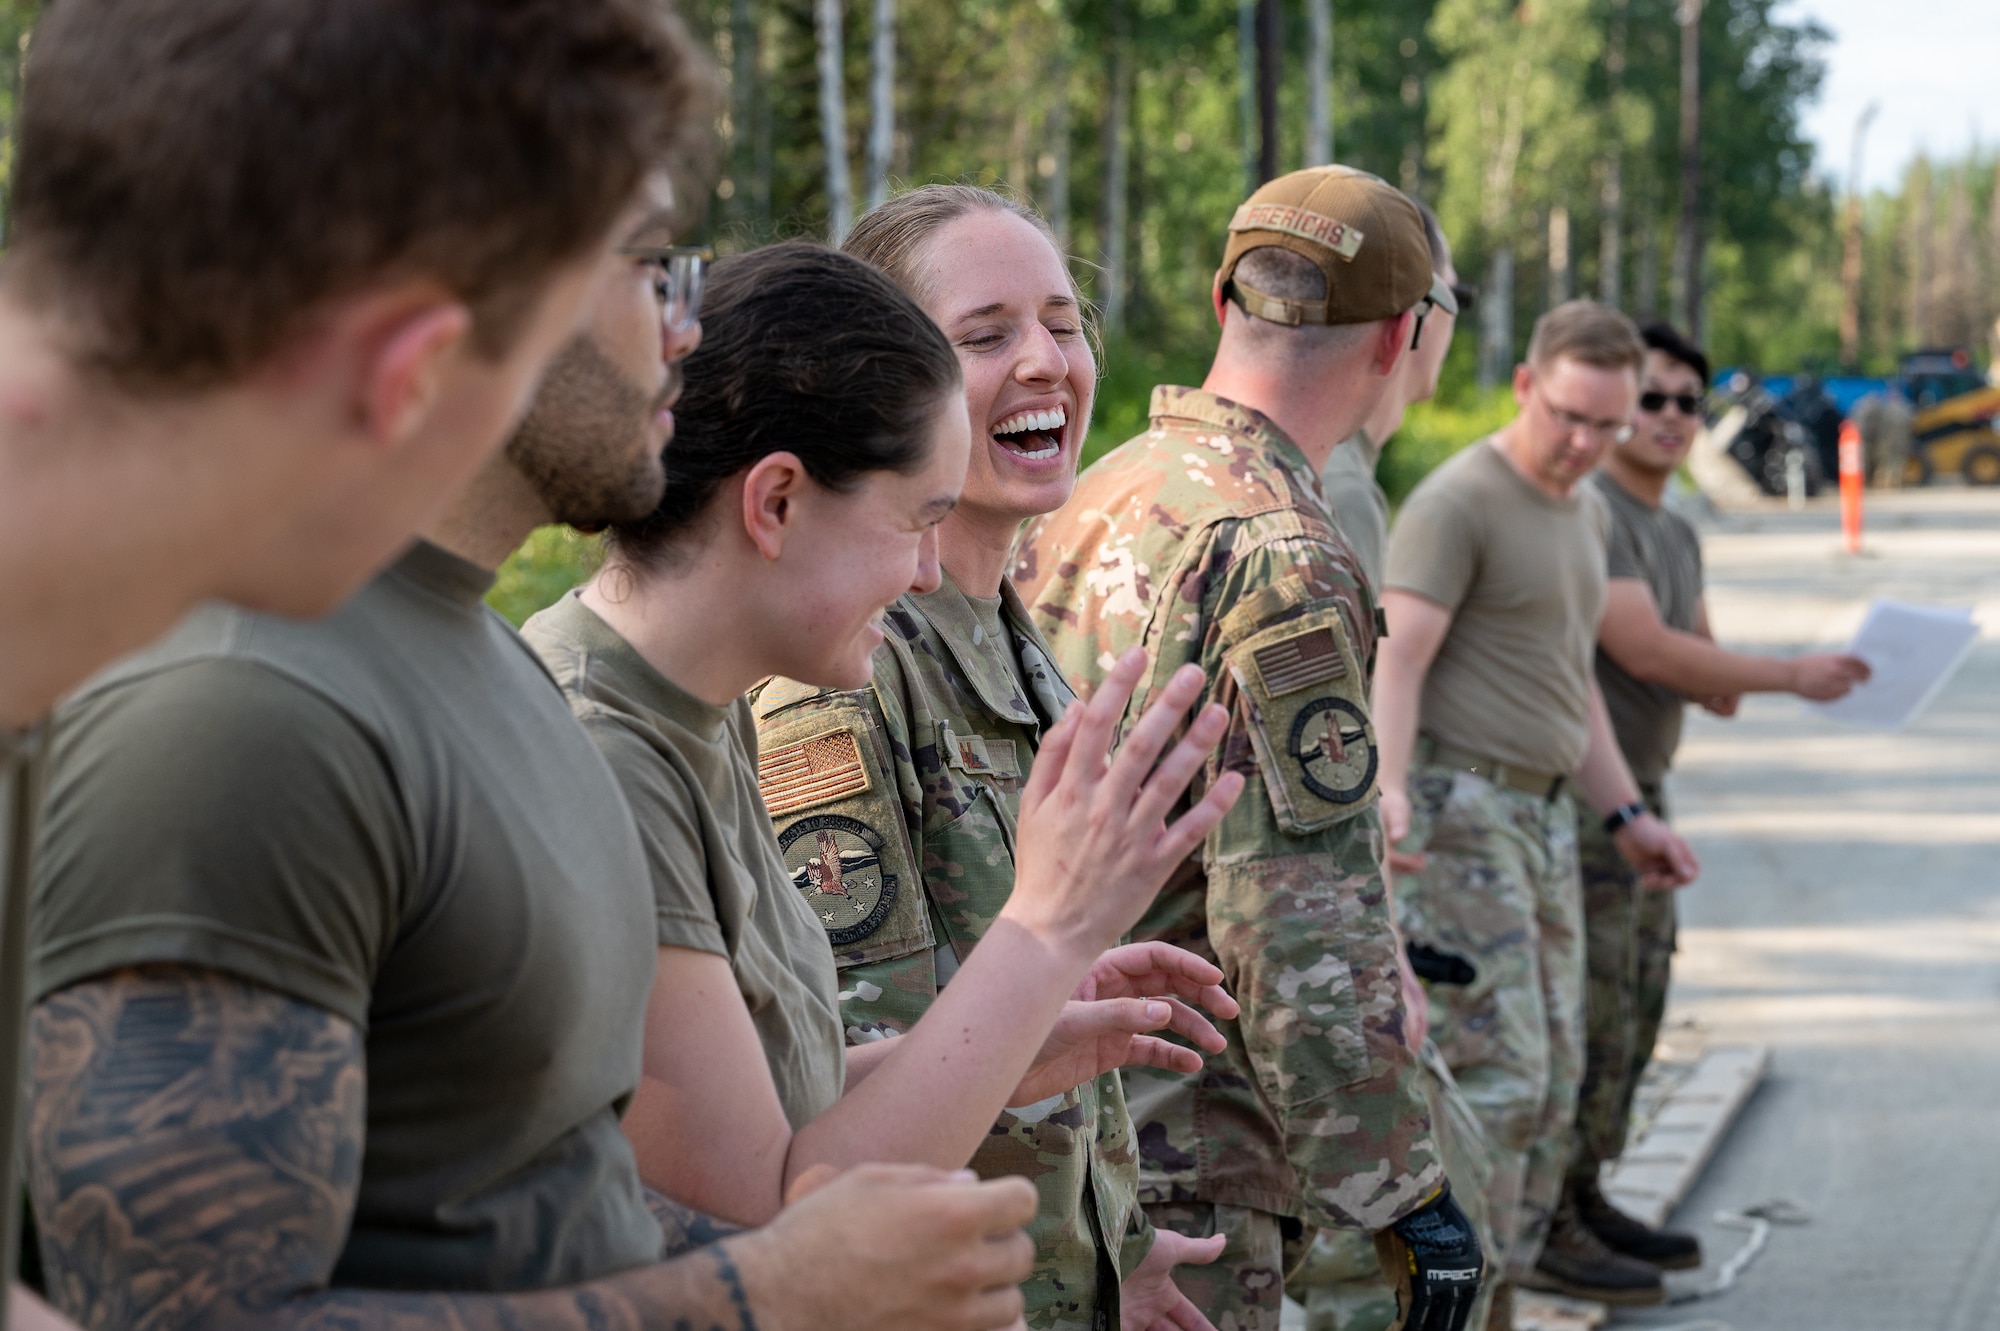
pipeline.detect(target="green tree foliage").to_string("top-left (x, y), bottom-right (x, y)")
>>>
top-left (0, 0), bottom-right (35, 247)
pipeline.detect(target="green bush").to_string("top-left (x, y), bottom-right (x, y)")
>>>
top-left (1380, 390), bottom-right (1516, 505)
top-left (486, 526), bottom-right (599, 627)
top-left (485, 373), bottom-right (1510, 630)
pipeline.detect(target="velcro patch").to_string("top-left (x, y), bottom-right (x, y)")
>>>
top-left (942, 726), bottom-right (1021, 779)
top-left (1226, 608), bottom-right (1379, 835)
top-left (1228, 203), bottom-right (1365, 261)
top-left (1251, 626), bottom-right (1347, 696)
top-left (759, 727), bottom-right (870, 816)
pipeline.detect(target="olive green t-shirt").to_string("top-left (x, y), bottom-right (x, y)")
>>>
top-left (1319, 429), bottom-right (1390, 590)
top-left (32, 542), bottom-right (663, 1292)
top-left (2, 721), bottom-right (47, 1317)
top-left (1589, 470), bottom-right (1704, 787)
top-left (524, 593), bottom-right (844, 1132)
top-left (1385, 438), bottom-right (1611, 775)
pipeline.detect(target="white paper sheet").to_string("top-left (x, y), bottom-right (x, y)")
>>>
top-left (1805, 600), bottom-right (1980, 731)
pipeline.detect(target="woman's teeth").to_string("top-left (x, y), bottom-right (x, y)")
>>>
top-left (993, 405), bottom-right (1067, 461)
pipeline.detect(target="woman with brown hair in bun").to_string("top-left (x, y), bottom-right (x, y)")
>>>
top-left (525, 240), bottom-right (1241, 1331)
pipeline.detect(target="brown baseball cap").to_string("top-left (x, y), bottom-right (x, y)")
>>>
top-left (1217, 166), bottom-right (1435, 327)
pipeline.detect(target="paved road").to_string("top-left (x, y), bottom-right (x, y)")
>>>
top-left (1616, 488), bottom-right (2000, 1330)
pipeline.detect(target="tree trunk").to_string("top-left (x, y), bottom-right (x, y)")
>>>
top-left (1237, 0), bottom-right (1257, 197)
top-left (727, 0), bottom-right (759, 228)
top-left (863, 0), bottom-right (895, 212)
top-left (1907, 161), bottom-right (1933, 348)
top-left (1306, 0), bottom-right (1332, 166)
top-left (1101, 0), bottom-right (1132, 334)
top-left (1256, 0), bottom-right (1281, 184)
top-left (1046, 21), bottom-right (1072, 249)
top-left (1635, 197), bottom-right (1660, 320)
top-left (1548, 203), bottom-right (1572, 306)
top-left (1598, 0), bottom-right (1628, 307)
top-left (1478, 247), bottom-right (1514, 388)
top-left (815, 0), bottom-right (853, 244)
top-left (1671, 0), bottom-right (1703, 338)
top-left (753, 5), bottom-right (775, 222)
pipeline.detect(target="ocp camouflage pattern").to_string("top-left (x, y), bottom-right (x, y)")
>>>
top-left (1570, 785), bottom-right (1675, 1177)
top-left (1394, 765), bottom-right (1584, 1275)
top-left (1011, 386), bottom-right (1442, 1238)
top-left (750, 574), bottom-right (1146, 1330)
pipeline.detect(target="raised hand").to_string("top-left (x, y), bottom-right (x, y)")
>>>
top-left (1007, 647), bottom-right (1244, 957)
top-left (1008, 995), bottom-right (1222, 1107)
top-left (1074, 941), bottom-right (1238, 1024)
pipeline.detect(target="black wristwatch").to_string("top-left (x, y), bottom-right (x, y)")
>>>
top-left (1602, 801), bottom-right (1648, 835)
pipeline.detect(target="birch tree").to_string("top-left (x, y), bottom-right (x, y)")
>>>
top-left (864, 0), bottom-right (895, 211)
top-left (816, 0), bottom-right (853, 243)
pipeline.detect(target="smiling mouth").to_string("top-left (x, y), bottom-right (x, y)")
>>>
top-left (992, 405), bottom-right (1068, 462)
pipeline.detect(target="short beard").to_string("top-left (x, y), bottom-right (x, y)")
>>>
top-left (505, 337), bottom-right (673, 530)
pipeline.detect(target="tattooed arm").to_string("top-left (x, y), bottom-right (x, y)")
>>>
top-left (643, 1189), bottom-right (742, 1256)
top-left (27, 967), bottom-right (1038, 1331)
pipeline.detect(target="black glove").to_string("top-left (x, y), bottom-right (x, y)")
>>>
top-left (1373, 1184), bottom-right (1485, 1331)
top-left (1405, 941), bottom-right (1477, 987)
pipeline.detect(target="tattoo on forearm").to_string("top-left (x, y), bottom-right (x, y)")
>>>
top-left (644, 1189), bottom-right (743, 1256)
top-left (28, 968), bottom-right (761, 1331)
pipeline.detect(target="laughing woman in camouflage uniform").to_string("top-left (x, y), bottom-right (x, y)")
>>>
top-left (747, 188), bottom-right (1237, 1331)
top-left (525, 242), bottom-right (1243, 1331)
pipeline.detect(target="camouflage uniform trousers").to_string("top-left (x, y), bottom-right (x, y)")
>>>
top-left (1142, 1201), bottom-right (1311, 1331)
top-left (1567, 784), bottom-right (1676, 1183)
top-left (1393, 766), bottom-right (1583, 1282)
top-left (1288, 1042), bottom-right (1500, 1331)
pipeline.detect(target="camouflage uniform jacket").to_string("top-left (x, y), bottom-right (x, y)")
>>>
top-left (1011, 386), bottom-right (1443, 1233)
top-left (749, 573), bottom-right (1150, 1330)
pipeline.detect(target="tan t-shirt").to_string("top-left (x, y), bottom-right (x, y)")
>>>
top-left (1385, 438), bottom-right (1610, 774)
top-left (525, 593), bottom-right (844, 1132)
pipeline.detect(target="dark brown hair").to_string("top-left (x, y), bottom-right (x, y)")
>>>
top-left (606, 242), bottom-right (963, 572)
top-left (5, 0), bottom-right (714, 390)
top-left (1527, 300), bottom-right (1646, 373)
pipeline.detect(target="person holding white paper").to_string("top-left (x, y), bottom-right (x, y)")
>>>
top-left (1563, 321), bottom-right (1870, 1283)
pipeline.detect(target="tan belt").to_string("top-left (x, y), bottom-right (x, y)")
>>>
top-left (1418, 736), bottom-right (1568, 802)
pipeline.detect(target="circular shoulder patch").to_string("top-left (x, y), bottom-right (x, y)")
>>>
top-left (778, 813), bottom-right (900, 945)
top-left (1287, 697), bottom-right (1378, 804)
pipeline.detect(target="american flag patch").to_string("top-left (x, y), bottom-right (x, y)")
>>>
top-left (1251, 627), bottom-right (1346, 696)
top-left (759, 729), bottom-right (870, 816)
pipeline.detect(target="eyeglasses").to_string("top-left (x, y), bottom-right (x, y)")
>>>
top-left (1638, 389), bottom-right (1704, 416)
top-left (1410, 271), bottom-right (1461, 350)
top-left (1450, 282), bottom-right (1478, 316)
top-left (1535, 387), bottom-right (1634, 443)
top-left (622, 245), bottom-right (711, 333)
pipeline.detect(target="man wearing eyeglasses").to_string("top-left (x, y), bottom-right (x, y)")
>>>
top-left (1372, 301), bottom-right (1700, 1311)
top-left (29, 188), bottom-right (1050, 1331)
top-left (1558, 322), bottom-right (1869, 1280)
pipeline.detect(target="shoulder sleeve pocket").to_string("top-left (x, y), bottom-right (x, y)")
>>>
top-left (1223, 607), bottom-right (1379, 836)
top-left (755, 704), bottom-right (932, 969)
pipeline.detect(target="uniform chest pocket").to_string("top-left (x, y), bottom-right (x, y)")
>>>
top-left (1224, 608), bottom-right (1379, 837)
top-left (921, 732), bottom-right (1023, 956)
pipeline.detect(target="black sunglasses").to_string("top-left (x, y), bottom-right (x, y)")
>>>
top-left (1450, 282), bottom-right (1477, 315)
top-left (1638, 390), bottom-right (1703, 416)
